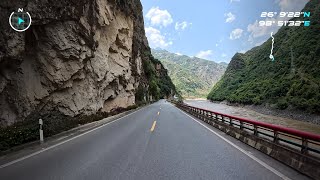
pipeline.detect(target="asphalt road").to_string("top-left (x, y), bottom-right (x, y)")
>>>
top-left (0, 100), bottom-right (310, 180)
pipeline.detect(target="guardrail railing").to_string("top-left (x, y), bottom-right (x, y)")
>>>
top-left (175, 102), bottom-right (320, 158)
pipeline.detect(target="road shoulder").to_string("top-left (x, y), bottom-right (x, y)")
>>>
top-left (0, 104), bottom-right (150, 168)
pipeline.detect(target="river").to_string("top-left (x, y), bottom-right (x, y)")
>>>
top-left (184, 100), bottom-right (320, 134)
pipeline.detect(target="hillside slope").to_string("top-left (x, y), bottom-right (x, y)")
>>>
top-left (208, 0), bottom-right (320, 113)
top-left (152, 49), bottom-right (227, 98)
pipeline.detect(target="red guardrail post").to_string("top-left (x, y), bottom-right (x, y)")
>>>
top-left (274, 131), bottom-right (279, 143)
top-left (211, 113), bottom-right (215, 121)
top-left (254, 125), bottom-right (258, 136)
top-left (240, 121), bottom-right (244, 130)
top-left (301, 138), bottom-right (308, 154)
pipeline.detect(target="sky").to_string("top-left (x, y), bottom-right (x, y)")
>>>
top-left (141, 0), bottom-right (309, 63)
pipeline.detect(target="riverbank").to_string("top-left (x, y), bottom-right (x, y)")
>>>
top-left (245, 104), bottom-right (320, 125)
top-left (185, 100), bottom-right (320, 134)
top-left (213, 100), bottom-right (320, 125)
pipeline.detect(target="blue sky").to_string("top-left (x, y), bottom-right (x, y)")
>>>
top-left (141, 0), bottom-right (309, 63)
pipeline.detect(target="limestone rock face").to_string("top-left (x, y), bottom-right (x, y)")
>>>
top-left (0, 0), bottom-right (150, 126)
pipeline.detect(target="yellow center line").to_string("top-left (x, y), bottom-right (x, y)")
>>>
top-left (150, 121), bottom-right (157, 132)
top-left (157, 111), bottom-right (160, 115)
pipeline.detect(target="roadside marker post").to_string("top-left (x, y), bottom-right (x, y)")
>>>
top-left (39, 119), bottom-right (44, 143)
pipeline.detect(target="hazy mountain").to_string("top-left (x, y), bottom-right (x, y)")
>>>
top-left (208, 0), bottom-right (320, 113)
top-left (152, 49), bottom-right (227, 98)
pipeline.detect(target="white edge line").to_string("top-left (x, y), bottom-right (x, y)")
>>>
top-left (0, 105), bottom-right (149, 169)
top-left (172, 104), bottom-right (291, 180)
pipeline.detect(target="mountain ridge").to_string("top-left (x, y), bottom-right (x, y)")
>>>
top-left (152, 49), bottom-right (227, 98)
top-left (208, 0), bottom-right (320, 113)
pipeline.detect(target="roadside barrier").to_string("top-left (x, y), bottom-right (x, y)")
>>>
top-left (173, 102), bottom-right (320, 179)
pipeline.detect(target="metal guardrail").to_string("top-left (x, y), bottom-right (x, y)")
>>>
top-left (175, 103), bottom-right (320, 158)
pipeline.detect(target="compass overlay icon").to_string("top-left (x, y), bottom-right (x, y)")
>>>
top-left (9, 10), bottom-right (32, 32)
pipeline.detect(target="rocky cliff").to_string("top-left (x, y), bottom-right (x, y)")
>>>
top-left (0, 0), bottom-right (174, 127)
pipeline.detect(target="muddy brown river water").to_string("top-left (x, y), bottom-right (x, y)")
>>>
top-left (184, 100), bottom-right (320, 135)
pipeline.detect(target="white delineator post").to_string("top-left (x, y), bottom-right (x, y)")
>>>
top-left (39, 119), bottom-right (44, 143)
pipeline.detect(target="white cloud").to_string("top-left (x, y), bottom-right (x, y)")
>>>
top-left (277, 0), bottom-right (308, 13)
top-left (221, 53), bottom-right (227, 58)
top-left (175, 52), bottom-right (182, 56)
top-left (247, 19), bottom-right (277, 40)
top-left (230, 28), bottom-right (243, 40)
top-left (196, 50), bottom-right (213, 60)
top-left (145, 27), bottom-right (173, 48)
top-left (230, 0), bottom-right (240, 2)
top-left (247, 0), bottom-right (308, 43)
top-left (239, 50), bottom-right (247, 53)
top-left (175, 21), bottom-right (192, 30)
top-left (146, 7), bottom-right (173, 27)
top-left (225, 12), bottom-right (235, 23)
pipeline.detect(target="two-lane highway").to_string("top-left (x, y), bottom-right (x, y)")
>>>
top-left (0, 100), bottom-right (309, 180)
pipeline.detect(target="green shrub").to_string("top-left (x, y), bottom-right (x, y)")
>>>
top-left (135, 85), bottom-right (145, 102)
top-left (276, 98), bottom-right (289, 110)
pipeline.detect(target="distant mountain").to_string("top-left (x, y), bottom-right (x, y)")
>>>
top-left (208, 0), bottom-right (320, 113)
top-left (152, 49), bottom-right (227, 98)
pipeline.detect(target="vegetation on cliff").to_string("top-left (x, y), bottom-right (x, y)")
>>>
top-left (135, 50), bottom-right (176, 102)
